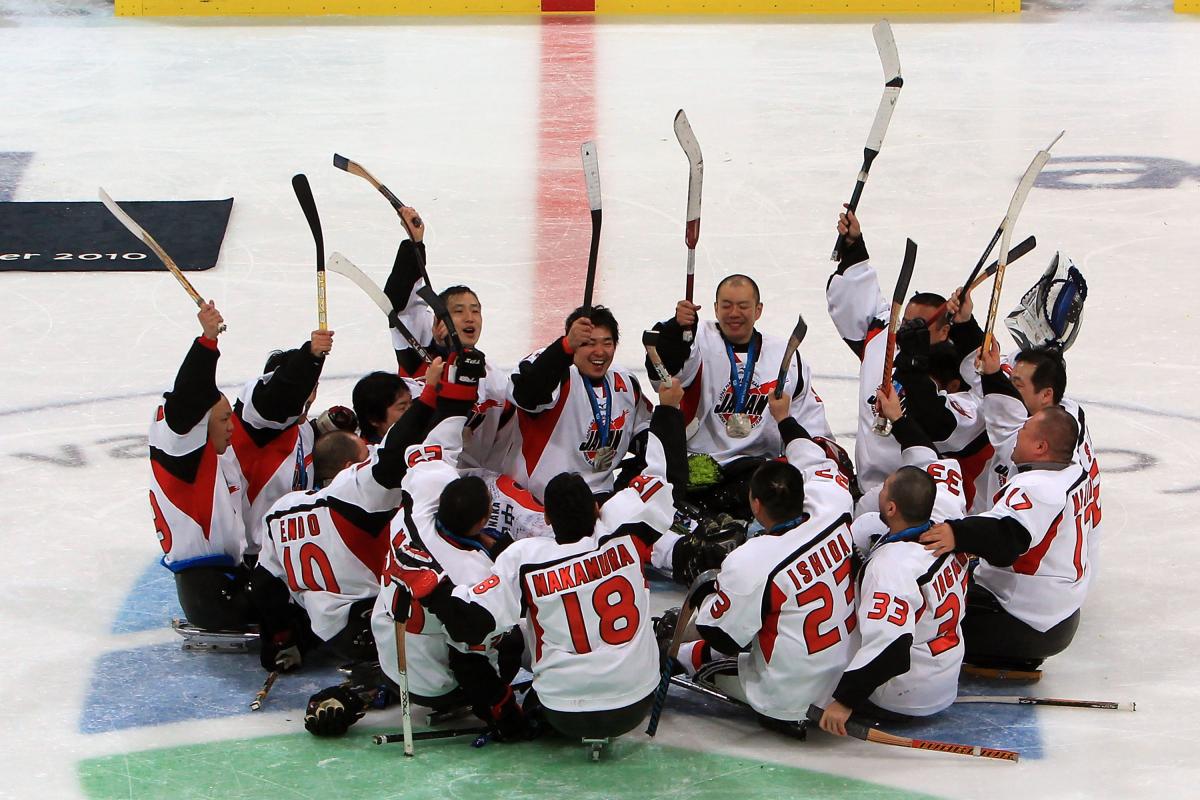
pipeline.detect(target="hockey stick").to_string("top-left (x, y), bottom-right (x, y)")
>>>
top-left (773, 314), bottom-right (808, 400)
top-left (806, 705), bottom-right (1019, 763)
top-left (580, 141), bottom-right (602, 311)
top-left (98, 189), bottom-right (226, 333)
top-left (326, 253), bottom-right (433, 363)
top-left (934, 235), bottom-right (1037, 325)
top-left (669, 674), bottom-right (751, 710)
top-left (249, 671), bottom-right (278, 711)
top-left (831, 20), bottom-right (903, 262)
top-left (961, 665), bottom-right (1042, 682)
top-left (332, 154), bottom-right (431, 288)
top-left (374, 727), bottom-right (490, 745)
top-left (674, 110), bottom-right (704, 343)
top-left (646, 569), bottom-right (718, 736)
top-left (873, 238), bottom-right (918, 436)
top-left (642, 330), bottom-right (674, 384)
top-left (980, 132), bottom-right (1064, 357)
top-left (955, 695), bottom-right (1135, 712)
top-left (292, 174), bottom-right (328, 332)
top-left (392, 605), bottom-right (415, 756)
top-left (417, 284), bottom-right (463, 355)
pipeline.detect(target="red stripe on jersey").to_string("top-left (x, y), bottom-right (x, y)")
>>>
top-left (327, 507), bottom-right (391, 579)
top-left (230, 415), bottom-right (301, 505)
top-left (528, 589), bottom-right (546, 663)
top-left (398, 361), bottom-right (429, 381)
top-left (517, 378), bottom-right (572, 479)
top-left (629, 533), bottom-right (653, 566)
top-left (954, 440), bottom-right (995, 511)
top-left (691, 641), bottom-right (708, 672)
top-left (757, 583), bottom-right (787, 663)
top-left (496, 475), bottom-right (545, 512)
top-left (861, 324), bottom-right (888, 363)
top-left (150, 445), bottom-right (219, 540)
top-left (679, 363), bottom-right (704, 426)
top-left (1013, 511), bottom-right (1064, 576)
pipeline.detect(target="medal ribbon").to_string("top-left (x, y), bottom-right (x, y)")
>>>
top-left (583, 375), bottom-right (613, 448)
top-left (725, 337), bottom-right (760, 414)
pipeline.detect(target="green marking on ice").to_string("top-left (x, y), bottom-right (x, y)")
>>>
top-left (78, 730), bottom-right (941, 800)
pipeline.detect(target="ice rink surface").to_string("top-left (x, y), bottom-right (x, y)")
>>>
top-left (2, 0), bottom-right (1199, 797)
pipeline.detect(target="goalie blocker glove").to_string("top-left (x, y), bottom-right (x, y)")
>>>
top-left (1005, 253), bottom-right (1088, 352)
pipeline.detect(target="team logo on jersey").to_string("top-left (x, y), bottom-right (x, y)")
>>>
top-left (714, 379), bottom-right (778, 431)
top-left (579, 410), bottom-right (628, 467)
top-left (466, 398), bottom-right (502, 431)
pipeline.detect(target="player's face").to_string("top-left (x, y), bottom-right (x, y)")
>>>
top-left (1012, 415), bottom-right (1044, 464)
top-left (1010, 361), bottom-right (1051, 414)
top-left (903, 303), bottom-right (950, 344)
top-left (714, 283), bottom-right (762, 345)
top-left (574, 325), bottom-right (616, 380)
top-left (446, 291), bottom-right (483, 347)
top-left (878, 475), bottom-right (896, 526)
top-left (384, 390), bottom-right (413, 431)
top-left (207, 396), bottom-right (234, 455)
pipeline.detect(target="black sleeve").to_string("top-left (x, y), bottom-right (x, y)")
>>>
top-left (832, 634), bottom-right (913, 709)
top-left (422, 578), bottom-right (499, 647)
top-left (510, 338), bottom-right (574, 411)
top-left (647, 318), bottom-right (693, 377)
top-left (777, 417), bottom-right (814, 447)
top-left (369, 395), bottom-right (437, 489)
top-left (696, 623), bottom-right (750, 655)
top-left (896, 372), bottom-right (957, 443)
top-left (162, 337), bottom-right (221, 435)
top-left (383, 239), bottom-right (428, 313)
top-left (248, 341), bottom-right (326, 426)
top-left (889, 414), bottom-right (938, 454)
top-left (649, 405), bottom-right (688, 503)
top-left (947, 515), bottom-right (1032, 567)
top-left (981, 369), bottom-right (1023, 401)
top-left (446, 647), bottom-right (509, 710)
top-left (950, 315), bottom-right (984, 361)
top-left (834, 235), bottom-right (869, 276)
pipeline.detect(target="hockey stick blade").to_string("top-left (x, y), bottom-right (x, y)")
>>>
top-left (292, 174), bottom-right (328, 331)
top-left (642, 330), bottom-right (673, 384)
top-left (581, 141), bottom-right (603, 310)
top-left (674, 109), bottom-right (704, 249)
top-left (878, 239), bottom-right (918, 402)
top-left (873, 20), bottom-right (902, 86)
top-left (98, 188), bottom-right (225, 331)
top-left (937, 236), bottom-right (1036, 324)
top-left (774, 314), bottom-right (808, 399)
top-left (326, 253), bottom-right (432, 363)
top-left (331, 153), bottom-right (415, 223)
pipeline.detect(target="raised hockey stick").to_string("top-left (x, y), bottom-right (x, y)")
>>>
top-left (935, 235), bottom-right (1037, 325)
top-left (417, 284), bottom-right (463, 354)
top-left (831, 20), bottom-right (903, 262)
top-left (980, 132), bottom-right (1064, 357)
top-left (773, 314), bottom-right (808, 400)
top-left (873, 238), bottom-right (918, 436)
top-left (374, 727), bottom-right (490, 745)
top-left (326, 253), bottom-right (433, 364)
top-left (642, 330), bottom-right (673, 384)
top-left (292, 174), bottom-right (328, 332)
top-left (955, 695), bottom-right (1135, 711)
top-left (580, 141), bottom-right (602, 310)
top-left (98, 189), bottom-right (226, 333)
top-left (249, 671), bottom-right (278, 711)
top-left (961, 664), bottom-right (1042, 682)
top-left (332, 153), bottom-right (431, 287)
top-left (646, 569), bottom-right (719, 736)
top-left (674, 110), bottom-right (704, 343)
top-left (806, 705), bottom-right (1019, 763)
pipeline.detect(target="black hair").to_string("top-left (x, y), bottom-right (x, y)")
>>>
top-left (928, 342), bottom-right (964, 391)
top-left (439, 285), bottom-right (479, 306)
top-left (748, 461), bottom-right (806, 524)
top-left (888, 466), bottom-right (937, 526)
top-left (543, 472), bottom-right (598, 544)
top-left (1035, 405), bottom-right (1080, 462)
top-left (352, 371), bottom-right (411, 443)
top-left (313, 430), bottom-right (364, 486)
top-left (1015, 347), bottom-right (1068, 404)
top-left (564, 305), bottom-right (620, 345)
top-left (715, 274), bottom-right (761, 305)
top-left (908, 291), bottom-right (947, 309)
top-left (437, 476), bottom-right (492, 537)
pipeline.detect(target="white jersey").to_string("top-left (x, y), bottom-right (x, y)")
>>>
top-left (655, 320), bottom-right (831, 464)
top-left (973, 462), bottom-right (1099, 632)
top-left (373, 420), bottom-right (503, 698)
top-left (508, 342), bottom-right (652, 500)
top-left (450, 418), bottom-right (681, 712)
top-left (468, 470), bottom-right (554, 541)
top-left (847, 446), bottom-right (969, 717)
top-left (695, 433), bottom-right (856, 721)
top-left (149, 404), bottom-right (247, 568)
top-left (230, 376), bottom-right (316, 555)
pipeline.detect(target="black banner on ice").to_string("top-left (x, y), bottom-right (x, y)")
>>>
top-left (0, 198), bottom-right (233, 272)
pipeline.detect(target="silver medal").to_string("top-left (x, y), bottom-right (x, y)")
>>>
top-left (871, 414), bottom-right (893, 437)
top-left (592, 446), bottom-right (616, 472)
top-left (726, 413), bottom-right (752, 439)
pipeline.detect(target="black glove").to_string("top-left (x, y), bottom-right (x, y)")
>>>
top-left (473, 685), bottom-right (526, 743)
top-left (260, 629), bottom-right (302, 673)
top-left (442, 348), bottom-right (487, 401)
top-left (894, 317), bottom-right (930, 373)
top-left (304, 685), bottom-right (366, 737)
top-left (671, 517), bottom-right (747, 585)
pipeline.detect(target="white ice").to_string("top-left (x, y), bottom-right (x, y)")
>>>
top-left (1, 1), bottom-right (1199, 797)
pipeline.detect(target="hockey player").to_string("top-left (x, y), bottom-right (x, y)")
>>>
top-left (508, 305), bottom-right (653, 501)
top-left (919, 404), bottom-right (1097, 670)
top-left (382, 206), bottom-right (516, 473)
top-left (148, 302), bottom-right (253, 632)
top-left (678, 390), bottom-right (856, 733)
top-left (391, 379), bottom-right (694, 740)
top-left (819, 389), bottom-right (969, 735)
top-left (352, 371), bottom-right (413, 445)
top-left (229, 328), bottom-right (334, 557)
top-left (826, 208), bottom-right (985, 497)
